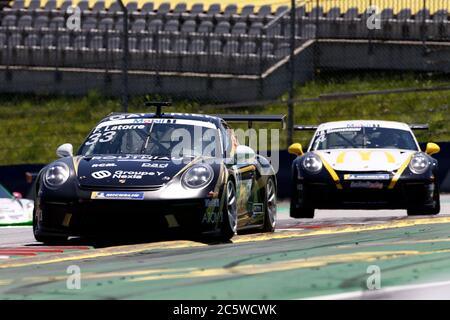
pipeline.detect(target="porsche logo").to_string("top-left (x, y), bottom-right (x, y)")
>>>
top-left (336, 151), bottom-right (396, 164)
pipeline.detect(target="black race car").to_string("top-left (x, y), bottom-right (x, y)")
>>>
top-left (289, 120), bottom-right (441, 218)
top-left (33, 105), bottom-right (283, 243)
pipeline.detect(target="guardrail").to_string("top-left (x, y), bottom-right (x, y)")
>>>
top-left (2, 142), bottom-right (449, 200)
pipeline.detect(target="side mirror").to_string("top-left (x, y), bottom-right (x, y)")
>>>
top-left (235, 145), bottom-right (256, 164)
top-left (12, 192), bottom-right (22, 199)
top-left (425, 142), bottom-right (440, 156)
top-left (56, 143), bottom-right (73, 158)
top-left (288, 143), bottom-right (304, 156)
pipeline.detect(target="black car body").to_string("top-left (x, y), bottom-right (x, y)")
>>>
top-left (288, 120), bottom-right (441, 218)
top-left (33, 111), bottom-right (281, 242)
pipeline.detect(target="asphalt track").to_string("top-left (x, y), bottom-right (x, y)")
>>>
top-left (0, 195), bottom-right (450, 300)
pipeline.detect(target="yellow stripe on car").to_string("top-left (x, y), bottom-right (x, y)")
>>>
top-left (315, 153), bottom-right (343, 190)
top-left (336, 150), bottom-right (396, 164)
top-left (388, 155), bottom-right (412, 189)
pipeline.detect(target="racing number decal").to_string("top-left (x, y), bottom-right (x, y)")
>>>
top-left (85, 132), bottom-right (117, 145)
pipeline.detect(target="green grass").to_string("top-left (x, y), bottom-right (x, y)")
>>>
top-left (0, 72), bottom-right (449, 165)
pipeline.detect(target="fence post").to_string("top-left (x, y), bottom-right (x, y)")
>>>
top-left (287, 0), bottom-right (296, 147)
top-left (118, 0), bottom-right (129, 113)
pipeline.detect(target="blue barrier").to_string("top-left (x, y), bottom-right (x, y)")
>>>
top-left (0, 142), bottom-right (449, 200)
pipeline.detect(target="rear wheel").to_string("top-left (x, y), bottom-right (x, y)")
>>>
top-left (218, 180), bottom-right (238, 241)
top-left (262, 178), bottom-right (277, 232)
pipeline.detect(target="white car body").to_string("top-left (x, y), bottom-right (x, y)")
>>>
top-left (308, 120), bottom-right (421, 172)
top-left (0, 185), bottom-right (33, 225)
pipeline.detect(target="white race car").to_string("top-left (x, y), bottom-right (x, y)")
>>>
top-left (289, 120), bottom-right (441, 218)
top-left (0, 183), bottom-right (33, 225)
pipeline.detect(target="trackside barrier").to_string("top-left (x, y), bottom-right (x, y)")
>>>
top-left (0, 142), bottom-right (449, 199)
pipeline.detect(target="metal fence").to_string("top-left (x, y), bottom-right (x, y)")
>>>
top-left (0, 0), bottom-right (450, 159)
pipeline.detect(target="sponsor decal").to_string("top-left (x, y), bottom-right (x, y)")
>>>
top-left (252, 203), bottom-right (264, 214)
top-left (346, 123), bottom-right (380, 128)
top-left (101, 124), bottom-right (145, 132)
top-left (350, 181), bottom-right (384, 189)
top-left (326, 127), bottom-right (362, 134)
top-left (91, 170), bottom-right (112, 179)
top-left (202, 211), bottom-right (222, 224)
top-left (92, 163), bottom-right (117, 168)
top-left (133, 119), bottom-right (153, 124)
top-left (112, 170), bottom-right (165, 179)
top-left (205, 199), bottom-right (220, 208)
top-left (91, 191), bottom-right (145, 200)
top-left (91, 155), bottom-right (174, 161)
top-left (344, 174), bottom-right (390, 180)
top-left (142, 163), bottom-right (169, 169)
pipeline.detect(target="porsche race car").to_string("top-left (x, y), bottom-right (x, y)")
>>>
top-left (33, 106), bottom-right (282, 243)
top-left (288, 120), bottom-right (440, 218)
top-left (0, 183), bottom-right (33, 225)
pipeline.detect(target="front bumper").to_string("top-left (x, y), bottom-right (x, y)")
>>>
top-left (35, 198), bottom-right (218, 237)
top-left (296, 176), bottom-right (436, 210)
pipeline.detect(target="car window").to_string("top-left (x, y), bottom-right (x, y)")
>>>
top-left (311, 127), bottom-right (419, 151)
top-left (79, 120), bottom-right (222, 158)
top-left (0, 184), bottom-right (12, 199)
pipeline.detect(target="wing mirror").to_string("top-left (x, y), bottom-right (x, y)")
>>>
top-left (235, 145), bottom-right (256, 165)
top-left (12, 192), bottom-right (22, 199)
top-left (425, 142), bottom-right (440, 156)
top-left (56, 143), bottom-right (73, 158)
top-left (288, 143), bottom-right (304, 156)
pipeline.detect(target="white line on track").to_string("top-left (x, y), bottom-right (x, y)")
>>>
top-left (301, 279), bottom-right (450, 300)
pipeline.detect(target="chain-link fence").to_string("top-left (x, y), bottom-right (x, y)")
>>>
top-left (0, 0), bottom-right (450, 164)
top-left (1, 1), bottom-right (449, 101)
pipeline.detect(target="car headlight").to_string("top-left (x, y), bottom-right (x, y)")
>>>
top-left (302, 153), bottom-right (323, 174)
top-left (44, 162), bottom-right (70, 189)
top-left (182, 164), bottom-right (214, 189)
top-left (408, 153), bottom-right (430, 175)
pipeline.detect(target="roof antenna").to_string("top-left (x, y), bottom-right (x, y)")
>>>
top-left (144, 101), bottom-right (172, 117)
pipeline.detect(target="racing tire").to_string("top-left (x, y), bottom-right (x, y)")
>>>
top-left (407, 184), bottom-right (441, 216)
top-left (262, 177), bottom-right (277, 233)
top-left (218, 180), bottom-right (238, 241)
top-left (290, 170), bottom-right (315, 219)
top-left (33, 208), bottom-right (68, 244)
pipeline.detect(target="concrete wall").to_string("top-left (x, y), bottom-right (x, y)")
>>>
top-left (2, 144), bottom-right (449, 200)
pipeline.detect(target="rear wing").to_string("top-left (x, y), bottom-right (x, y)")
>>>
top-left (294, 124), bottom-right (429, 131)
top-left (218, 115), bottom-right (286, 129)
top-left (294, 125), bottom-right (318, 131)
top-left (409, 124), bottom-right (429, 130)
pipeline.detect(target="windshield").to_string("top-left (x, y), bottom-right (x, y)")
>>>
top-left (0, 184), bottom-right (12, 199)
top-left (311, 126), bottom-right (418, 151)
top-left (79, 119), bottom-right (221, 158)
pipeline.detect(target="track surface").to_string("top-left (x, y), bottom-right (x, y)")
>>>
top-left (0, 195), bottom-right (450, 299)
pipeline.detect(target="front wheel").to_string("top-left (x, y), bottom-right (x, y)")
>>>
top-left (262, 177), bottom-right (277, 232)
top-left (33, 208), bottom-right (68, 244)
top-left (218, 180), bottom-right (238, 241)
top-left (407, 184), bottom-right (440, 216)
top-left (290, 169), bottom-right (315, 219)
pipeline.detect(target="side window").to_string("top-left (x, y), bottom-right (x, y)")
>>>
top-left (221, 122), bottom-right (236, 158)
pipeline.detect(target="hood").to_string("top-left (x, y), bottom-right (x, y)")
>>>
top-left (76, 155), bottom-right (192, 188)
top-left (315, 149), bottom-right (415, 172)
top-left (0, 198), bottom-right (21, 213)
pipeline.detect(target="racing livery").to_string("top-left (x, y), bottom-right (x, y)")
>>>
top-left (33, 108), bottom-right (281, 243)
top-left (0, 183), bottom-right (33, 225)
top-left (289, 120), bottom-right (440, 218)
